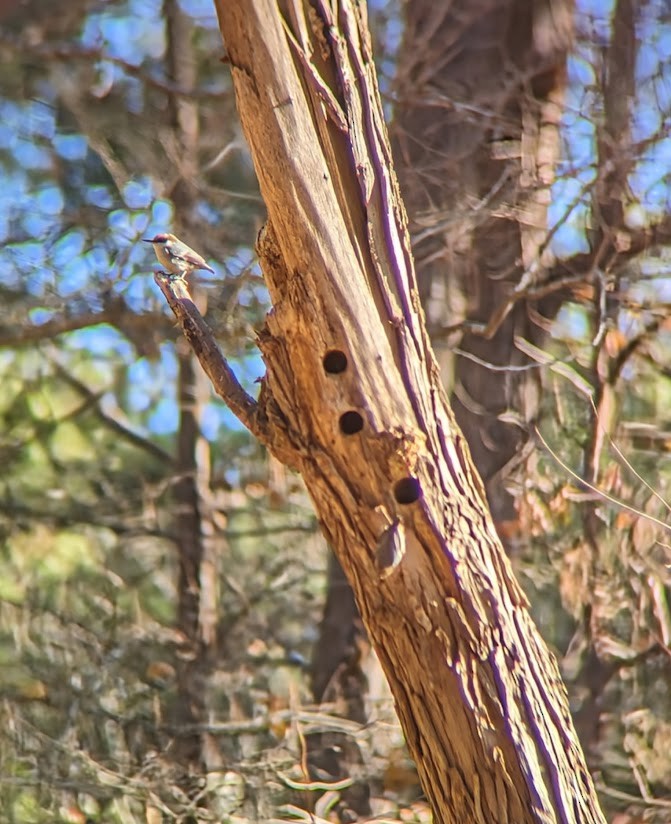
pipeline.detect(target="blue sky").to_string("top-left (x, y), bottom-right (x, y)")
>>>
top-left (1, 0), bottom-right (669, 439)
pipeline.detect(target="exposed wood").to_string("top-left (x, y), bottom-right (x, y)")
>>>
top-left (155, 1), bottom-right (610, 821)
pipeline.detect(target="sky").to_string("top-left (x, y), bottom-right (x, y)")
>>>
top-left (1, 0), bottom-right (670, 439)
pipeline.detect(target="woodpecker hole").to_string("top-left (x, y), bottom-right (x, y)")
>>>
top-left (323, 350), bottom-right (348, 374)
top-left (339, 410), bottom-right (364, 435)
top-left (394, 476), bottom-right (421, 504)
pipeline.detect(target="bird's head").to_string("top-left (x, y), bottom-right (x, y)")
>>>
top-left (142, 233), bottom-right (174, 246)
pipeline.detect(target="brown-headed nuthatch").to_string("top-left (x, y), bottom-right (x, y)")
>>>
top-left (143, 232), bottom-right (214, 278)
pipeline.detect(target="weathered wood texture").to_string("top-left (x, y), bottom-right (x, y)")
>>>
top-left (160, 1), bottom-right (608, 821)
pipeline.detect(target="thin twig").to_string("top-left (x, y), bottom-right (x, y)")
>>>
top-left (535, 426), bottom-right (671, 535)
top-left (49, 356), bottom-right (174, 465)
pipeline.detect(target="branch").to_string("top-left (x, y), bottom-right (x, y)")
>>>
top-left (153, 272), bottom-right (291, 457)
top-left (0, 306), bottom-right (173, 348)
top-left (49, 358), bottom-right (174, 465)
top-left (0, 36), bottom-right (228, 100)
top-left (0, 499), bottom-right (171, 541)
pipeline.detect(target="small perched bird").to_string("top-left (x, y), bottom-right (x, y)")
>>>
top-left (143, 232), bottom-right (214, 278)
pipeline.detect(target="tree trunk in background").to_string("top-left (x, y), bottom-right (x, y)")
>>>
top-left (392, 0), bottom-right (572, 527)
top-left (574, 0), bottom-right (637, 754)
top-left (310, 551), bottom-right (371, 818)
top-left (203, 2), bottom-right (607, 821)
top-left (164, 0), bottom-right (221, 781)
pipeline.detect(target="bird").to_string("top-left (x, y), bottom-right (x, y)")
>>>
top-left (143, 232), bottom-right (214, 278)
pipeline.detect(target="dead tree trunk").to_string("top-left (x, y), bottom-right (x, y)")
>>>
top-left (154, 1), bottom-right (607, 821)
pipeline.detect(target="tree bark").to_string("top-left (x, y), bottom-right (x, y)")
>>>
top-left (154, 1), bottom-right (610, 821)
top-left (311, 4), bottom-right (573, 805)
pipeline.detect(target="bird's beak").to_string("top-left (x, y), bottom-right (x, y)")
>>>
top-left (142, 238), bottom-right (154, 243)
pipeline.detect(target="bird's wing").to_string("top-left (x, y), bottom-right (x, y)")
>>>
top-left (174, 249), bottom-right (214, 272)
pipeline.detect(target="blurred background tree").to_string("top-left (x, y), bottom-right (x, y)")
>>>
top-left (0, 0), bottom-right (670, 822)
